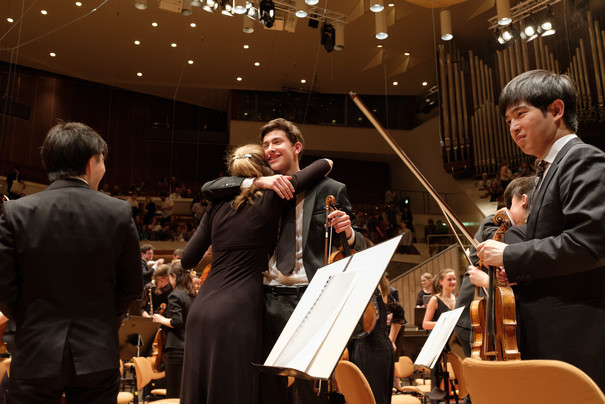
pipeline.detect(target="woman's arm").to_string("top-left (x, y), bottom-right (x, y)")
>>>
top-left (422, 296), bottom-right (438, 330)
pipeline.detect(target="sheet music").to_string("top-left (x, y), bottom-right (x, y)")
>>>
top-left (415, 307), bottom-right (464, 369)
top-left (261, 236), bottom-right (403, 379)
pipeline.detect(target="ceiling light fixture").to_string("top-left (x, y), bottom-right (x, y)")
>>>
top-left (496, 0), bottom-right (512, 26)
top-left (134, 0), bottom-right (147, 10)
top-left (321, 22), bottom-right (335, 52)
top-left (237, 77), bottom-right (243, 81)
top-left (137, 72), bottom-right (143, 77)
top-left (305, 0), bottom-right (318, 5)
top-left (220, 0), bottom-right (233, 16)
top-left (234, 0), bottom-right (249, 15)
top-left (190, 0), bottom-right (204, 6)
top-left (202, 0), bottom-right (218, 13)
top-left (259, 0), bottom-right (275, 28)
top-left (254, 62), bottom-right (260, 66)
top-left (370, 0), bottom-right (384, 13)
top-left (190, 22), bottom-right (197, 27)
top-left (188, 60), bottom-right (194, 64)
top-left (7, 18), bottom-right (14, 23)
top-left (393, 81), bottom-right (398, 85)
top-left (152, 22), bottom-right (158, 27)
top-left (182, 3), bottom-right (192, 15)
top-left (134, 40), bottom-right (141, 45)
top-left (537, 7), bottom-right (555, 36)
top-left (375, 11), bottom-right (388, 40)
top-left (295, 0), bottom-right (308, 18)
top-left (41, 10), bottom-right (48, 15)
top-left (243, 44), bottom-right (249, 49)
top-left (243, 16), bottom-right (255, 33)
top-left (75, 2), bottom-right (82, 6)
top-left (171, 43), bottom-right (177, 47)
top-left (301, 79), bottom-right (306, 83)
top-left (422, 81), bottom-right (428, 86)
top-left (50, 52), bottom-right (56, 57)
top-left (440, 9), bottom-right (453, 41)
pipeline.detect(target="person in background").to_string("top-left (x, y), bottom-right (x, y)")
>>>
top-left (152, 262), bottom-right (195, 398)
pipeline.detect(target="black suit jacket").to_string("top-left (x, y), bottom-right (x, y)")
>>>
top-left (202, 175), bottom-right (366, 282)
top-left (503, 137), bottom-right (605, 390)
top-left (0, 179), bottom-right (142, 379)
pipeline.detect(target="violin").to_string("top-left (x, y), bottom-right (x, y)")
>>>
top-left (325, 195), bottom-right (377, 335)
top-left (470, 212), bottom-right (520, 361)
top-left (151, 303), bottom-right (167, 372)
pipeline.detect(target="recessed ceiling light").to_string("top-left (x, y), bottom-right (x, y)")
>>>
top-left (152, 22), bottom-right (158, 27)
top-left (171, 43), bottom-right (177, 47)
top-left (243, 44), bottom-right (249, 49)
top-left (236, 77), bottom-right (243, 81)
top-left (301, 79), bottom-right (306, 84)
top-left (7, 18), bottom-right (14, 23)
top-left (75, 2), bottom-right (82, 6)
top-left (41, 10), bottom-right (48, 15)
top-left (190, 22), bottom-right (196, 27)
top-left (377, 44), bottom-right (383, 48)
top-left (393, 81), bottom-right (398, 86)
top-left (49, 52), bottom-right (56, 57)
top-left (188, 60), bottom-right (194, 64)
top-left (422, 81), bottom-right (428, 86)
top-left (404, 52), bottom-right (410, 56)
top-left (388, 3), bottom-right (395, 6)
top-left (137, 72), bottom-right (143, 77)
top-left (254, 62), bottom-right (260, 66)
top-left (134, 40), bottom-right (141, 45)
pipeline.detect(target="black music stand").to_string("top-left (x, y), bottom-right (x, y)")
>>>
top-left (119, 316), bottom-right (160, 361)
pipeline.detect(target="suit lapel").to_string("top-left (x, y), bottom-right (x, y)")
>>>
top-left (526, 137), bottom-right (582, 238)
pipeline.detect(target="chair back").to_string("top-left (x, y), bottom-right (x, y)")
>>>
top-left (334, 360), bottom-right (376, 404)
top-left (446, 353), bottom-right (468, 398)
top-left (394, 356), bottom-right (415, 379)
top-left (462, 358), bottom-right (605, 404)
top-left (132, 356), bottom-right (153, 390)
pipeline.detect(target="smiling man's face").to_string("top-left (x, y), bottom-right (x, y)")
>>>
top-left (505, 101), bottom-right (559, 159)
top-left (261, 129), bottom-right (302, 175)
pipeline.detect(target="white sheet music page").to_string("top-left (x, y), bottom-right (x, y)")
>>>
top-left (414, 306), bottom-right (464, 369)
top-left (262, 236), bottom-right (403, 379)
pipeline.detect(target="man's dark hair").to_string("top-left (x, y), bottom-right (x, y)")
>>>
top-left (140, 244), bottom-right (153, 254)
top-left (499, 70), bottom-right (578, 132)
top-left (259, 118), bottom-right (305, 161)
top-left (503, 176), bottom-right (536, 210)
top-left (40, 122), bottom-right (108, 182)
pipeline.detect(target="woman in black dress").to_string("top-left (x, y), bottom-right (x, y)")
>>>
top-left (180, 144), bottom-right (332, 404)
top-left (422, 269), bottom-right (457, 404)
top-left (152, 261), bottom-right (196, 398)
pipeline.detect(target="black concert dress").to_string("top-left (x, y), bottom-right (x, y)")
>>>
top-left (179, 159), bottom-right (331, 404)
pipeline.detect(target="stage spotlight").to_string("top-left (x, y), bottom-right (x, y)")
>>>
top-left (321, 22), bottom-right (335, 53)
top-left (259, 0), bottom-right (275, 28)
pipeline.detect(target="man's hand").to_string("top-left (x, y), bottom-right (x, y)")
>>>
top-left (468, 265), bottom-right (489, 288)
top-left (496, 268), bottom-right (510, 285)
top-left (254, 175), bottom-right (294, 200)
top-left (328, 210), bottom-right (353, 240)
top-left (477, 239), bottom-right (507, 267)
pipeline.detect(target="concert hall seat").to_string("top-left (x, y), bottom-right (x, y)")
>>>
top-left (132, 356), bottom-right (167, 401)
top-left (445, 353), bottom-right (469, 401)
top-left (462, 357), bottom-right (605, 404)
top-left (335, 360), bottom-right (421, 404)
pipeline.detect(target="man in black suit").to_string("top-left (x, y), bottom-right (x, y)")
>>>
top-left (202, 118), bottom-right (366, 404)
top-left (477, 70), bottom-right (605, 391)
top-left (0, 122), bottom-right (142, 403)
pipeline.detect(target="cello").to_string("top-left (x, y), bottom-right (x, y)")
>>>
top-left (349, 92), bottom-right (520, 362)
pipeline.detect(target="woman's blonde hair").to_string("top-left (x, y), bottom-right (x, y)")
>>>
top-left (227, 144), bottom-right (273, 210)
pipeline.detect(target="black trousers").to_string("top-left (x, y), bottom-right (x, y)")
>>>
top-left (259, 291), bottom-right (325, 404)
top-left (7, 344), bottom-right (120, 404)
top-left (164, 349), bottom-right (184, 398)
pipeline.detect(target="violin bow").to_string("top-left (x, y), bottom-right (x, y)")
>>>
top-left (349, 92), bottom-right (476, 265)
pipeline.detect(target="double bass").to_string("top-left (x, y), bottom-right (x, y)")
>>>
top-left (349, 92), bottom-right (520, 362)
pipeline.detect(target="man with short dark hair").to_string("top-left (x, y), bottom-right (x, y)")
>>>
top-left (478, 70), bottom-right (605, 391)
top-left (0, 122), bottom-right (142, 403)
top-left (141, 243), bottom-right (155, 285)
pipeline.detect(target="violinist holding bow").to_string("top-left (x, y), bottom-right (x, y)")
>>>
top-left (477, 70), bottom-right (605, 392)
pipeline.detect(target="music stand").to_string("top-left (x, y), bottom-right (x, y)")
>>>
top-left (119, 316), bottom-right (160, 361)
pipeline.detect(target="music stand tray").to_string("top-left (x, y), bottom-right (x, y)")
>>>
top-left (119, 316), bottom-right (160, 361)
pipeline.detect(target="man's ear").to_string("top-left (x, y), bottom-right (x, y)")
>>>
top-left (293, 142), bottom-right (303, 156)
top-left (85, 156), bottom-right (94, 177)
top-left (550, 99), bottom-right (565, 123)
top-left (521, 194), bottom-right (528, 208)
